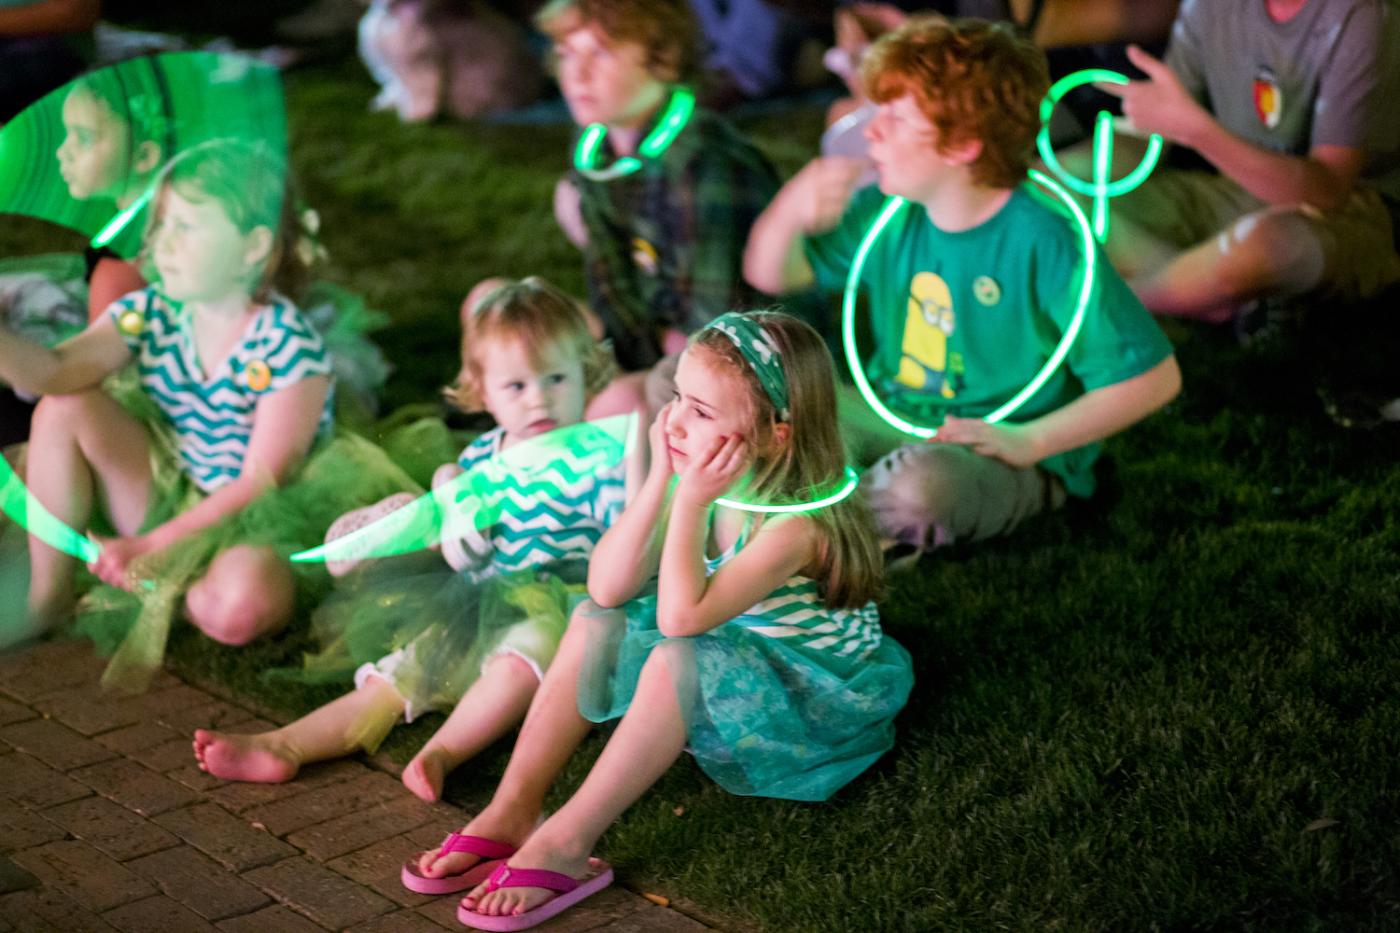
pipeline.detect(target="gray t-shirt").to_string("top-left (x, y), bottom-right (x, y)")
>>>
top-left (1165, 0), bottom-right (1400, 201)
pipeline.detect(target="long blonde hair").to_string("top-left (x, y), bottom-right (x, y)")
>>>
top-left (690, 311), bottom-right (883, 609)
top-left (446, 276), bottom-right (617, 413)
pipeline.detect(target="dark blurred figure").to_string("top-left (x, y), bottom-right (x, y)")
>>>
top-left (0, 0), bottom-right (98, 123)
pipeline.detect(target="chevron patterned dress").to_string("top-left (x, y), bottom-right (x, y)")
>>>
top-left (314, 426), bottom-right (629, 723)
top-left (578, 519), bottom-right (914, 802)
top-left (108, 287), bottom-right (333, 493)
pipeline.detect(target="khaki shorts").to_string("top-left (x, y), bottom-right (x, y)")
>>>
top-left (1114, 168), bottom-right (1400, 303)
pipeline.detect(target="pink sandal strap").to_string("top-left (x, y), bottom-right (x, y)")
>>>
top-left (438, 834), bottom-right (517, 861)
top-left (484, 863), bottom-right (580, 895)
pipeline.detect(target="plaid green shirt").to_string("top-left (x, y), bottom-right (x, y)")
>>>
top-left (574, 105), bottom-right (780, 370)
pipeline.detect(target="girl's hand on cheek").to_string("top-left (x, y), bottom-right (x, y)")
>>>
top-left (647, 401), bottom-right (675, 478)
top-left (676, 434), bottom-right (749, 507)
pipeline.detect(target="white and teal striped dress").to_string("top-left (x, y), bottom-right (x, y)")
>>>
top-left (107, 287), bottom-right (333, 492)
top-left (578, 517), bottom-right (914, 802)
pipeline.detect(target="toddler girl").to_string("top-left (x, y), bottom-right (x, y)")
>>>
top-left (413, 310), bottom-right (913, 929)
top-left (194, 277), bottom-right (637, 817)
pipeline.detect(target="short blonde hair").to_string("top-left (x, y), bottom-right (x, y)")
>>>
top-left (862, 17), bottom-right (1048, 188)
top-left (447, 277), bottom-right (616, 413)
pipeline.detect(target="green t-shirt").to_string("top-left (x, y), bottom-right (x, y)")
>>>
top-left (805, 183), bottom-right (1173, 498)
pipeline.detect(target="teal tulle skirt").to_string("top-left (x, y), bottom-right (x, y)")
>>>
top-left (576, 590), bottom-right (914, 802)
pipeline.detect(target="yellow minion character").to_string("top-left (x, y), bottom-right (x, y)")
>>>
top-left (897, 272), bottom-right (957, 399)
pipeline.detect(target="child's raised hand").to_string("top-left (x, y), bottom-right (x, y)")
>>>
top-left (648, 401), bottom-right (676, 478)
top-left (790, 156), bottom-right (869, 235)
top-left (676, 434), bottom-right (750, 507)
top-left (933, 417), bottom-right (1042, 469)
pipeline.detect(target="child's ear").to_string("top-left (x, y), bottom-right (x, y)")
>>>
top-left (770, 420), bottom-right (792, 451)
top-left (941, 136), bottom-right (984, 167)
top-left (648, 48), bottom-right (682, 85)
top-left (242, 225), bottom-right (274, 272)
top-left (132, 141), bottom-right (163, 176)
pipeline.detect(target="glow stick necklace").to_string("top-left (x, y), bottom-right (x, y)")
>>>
top-left (715, 466), bottom-right (860, 514)
top-left (573, 87), bottom-right (696, 181)
top-left (841, 169), bottom-right (1098, 439)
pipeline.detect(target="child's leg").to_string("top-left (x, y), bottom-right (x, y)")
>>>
top-left (463, 640), bottom-right (691, 918)
top-left (402, 652), bottom-right (540, 803)
top-left (193, 675), bottom-right (406, 783)
top-left (415, 600), bottom-right (605, 878)
top-left (183, 545), bottom-right (296, 646)
top-left (23, 390), bottom-right (152, 626)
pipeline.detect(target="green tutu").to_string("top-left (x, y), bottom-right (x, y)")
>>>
top-left (276, 559), bottom-right (587, 752)
top-left (577, 533), bottom-right (914, 802)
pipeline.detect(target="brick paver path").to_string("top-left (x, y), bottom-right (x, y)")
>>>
top-left (0, 640), bottom-right (711, 932)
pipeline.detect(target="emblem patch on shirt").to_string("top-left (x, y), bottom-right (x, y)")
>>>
top-left (244, 359), bottom-right (272, 393)
top-left (1253, 66), bottom-right (1283, 130)
top-left (117, 309), bottom-right (143, 336)
top-left (973, 275), bottom-right (1001, 306)
top-left (631, 237), bottom-right (659, 275)
top-left (897, 271), bottom-right (957, 399)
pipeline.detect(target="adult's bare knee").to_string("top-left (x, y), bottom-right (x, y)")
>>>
top-left (186, 546), bottom-right (294, 646)
top-left (1216, 209), bottom-right (1324, 301)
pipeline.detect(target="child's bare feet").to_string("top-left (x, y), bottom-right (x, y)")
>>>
top-left (460, 828), bottom-right (592, 918)
top-left (403, 745), bottom-right (451, 802)
top-left (192, 729), bottom-right (299, 783)
top-left (415, 803), bottom-right (538, 880)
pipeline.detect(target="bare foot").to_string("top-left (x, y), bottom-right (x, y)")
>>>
top-left (403, 746), bottom-right (450, 802)
top-left (415, 803), bottom-right (538, 880)
top-left (460, 829), bottom-right (593, 918)
top-left (192, 729), bottom-right (299, 783)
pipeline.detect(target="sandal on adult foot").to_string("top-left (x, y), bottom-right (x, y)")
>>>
top-left (456, 859), bottom-right (614, 931)
top-left (401, 833), bottom-right (516, 895)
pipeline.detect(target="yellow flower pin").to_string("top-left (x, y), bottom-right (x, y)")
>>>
top-left (244, 359), bottom-right (272, 393)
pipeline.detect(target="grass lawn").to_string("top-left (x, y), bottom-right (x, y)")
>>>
top-left (5, 50), bottom-right (1400, 932)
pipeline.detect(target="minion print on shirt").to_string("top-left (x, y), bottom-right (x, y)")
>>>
top-left (897, 271), bottom-right (958, 399)
top-left (1252, 65), bottom-right (1283, 130)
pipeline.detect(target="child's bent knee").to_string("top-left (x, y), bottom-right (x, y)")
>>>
top-left (186, 547), bottom-right (294, 646)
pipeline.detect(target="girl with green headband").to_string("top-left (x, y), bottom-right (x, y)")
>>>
top-left (413, 309), bottom-right (912, 931)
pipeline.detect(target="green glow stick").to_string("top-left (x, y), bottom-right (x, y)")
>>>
top-left (291, 414), bottom-right (637, 565)
top-left (841, 170), bottom-right (1097, 439)
top-left (573, 87), bottom-right (696, 182)
top-left (0, 456), bottom-right (99, 564)
top-left (715, 466), bottom-right (860, 514)
top-left (1035, 68), bottom-right (1163, 244)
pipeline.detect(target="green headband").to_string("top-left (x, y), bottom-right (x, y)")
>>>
top-left (704, 313), bottom-right (790, 421)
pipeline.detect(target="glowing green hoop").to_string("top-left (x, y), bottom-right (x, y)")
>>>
top-left (1036, 68), bottom-right (1163, 242)
top-left (715, 466), bottom-right (860, 514)
top-left (573, 87), bottom-right (696, 182)
top-left (841, 170), bottom-right (1097, 440)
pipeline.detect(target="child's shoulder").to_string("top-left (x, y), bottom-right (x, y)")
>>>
top-left (456, 426), bottom-right (505, 468)
top-left (668, 107), bottom-right (776, 176)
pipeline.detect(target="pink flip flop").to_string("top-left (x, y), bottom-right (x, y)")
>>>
top-left (401, 833), bottom-right (516, 895)
top-left (456, 858), bottom-right (614, 931)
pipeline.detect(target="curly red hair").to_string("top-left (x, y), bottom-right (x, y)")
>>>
top-left (862, 17), bottom-right (1048, 188)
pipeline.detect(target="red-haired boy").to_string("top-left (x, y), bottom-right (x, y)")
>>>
top-left (747, 18), bottom-right (1181, 556)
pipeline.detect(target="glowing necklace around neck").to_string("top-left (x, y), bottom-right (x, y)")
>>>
top-left (715, 466), bottom-right (861, 514)
top-left (573, 87), bottom-right (696, 181)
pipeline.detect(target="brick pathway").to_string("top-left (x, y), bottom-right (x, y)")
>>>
top-left (0, 640), bottom-right (712, 932)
